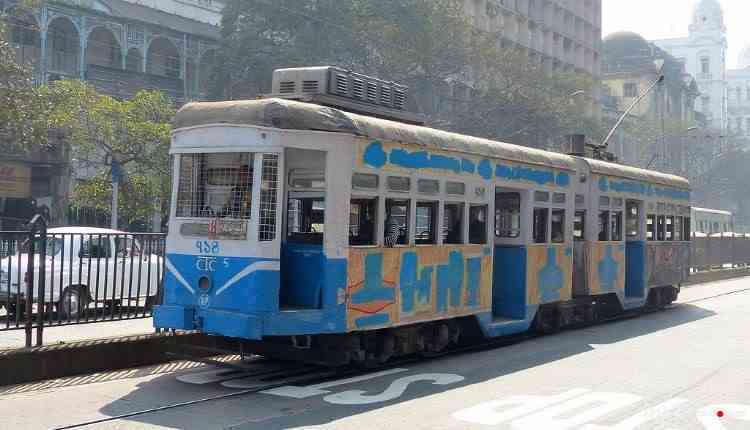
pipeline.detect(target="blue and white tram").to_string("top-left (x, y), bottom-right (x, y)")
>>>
top-left (154, 96), bottom-right (691, 365)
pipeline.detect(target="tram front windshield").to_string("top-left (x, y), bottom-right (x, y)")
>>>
top-left (176, 153), bottom-right (254, 219)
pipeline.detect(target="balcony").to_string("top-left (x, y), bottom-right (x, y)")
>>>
top-left (84, 64), bottom-right (185, 103)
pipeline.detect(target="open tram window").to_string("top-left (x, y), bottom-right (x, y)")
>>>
top-left (611, 211), bottom-right (623, 241)
top-left (384, 199), bottom-right (410, 246)
top-left (416, 201), bottom-right (438, 245)
top-left (647, 215), bottom-right (656, 241)
top-left (674, 216), bottom-right (683, 241)
top-left (657, 215), bottom-right (666, 241)
top-left (598, 211), bottom-right (610, 241)
top-left (533, 208), bottom-right (549, 244)
top-left (551, 209), bottom-right (565, 244)
top-left (626, 201), bottom-right (640, 238)
top-left (443, 203), bottom-right (464, 245)
top-left (495, 192), bottom-right (521, 238)
top-left (684, 217), bottom-right (691, 240)
top-left (176, 153), bottom-right (254, 219)
top-left (574, 211), bottom-right (586, 241)
top-left (469, 205), bottom-right (488, 244)
top-left (666, 216), bottom-right (675, 241)
top-left (349, 198), bottom-right (377, 246)
top-left (287, 197), bottom-right (326, 244)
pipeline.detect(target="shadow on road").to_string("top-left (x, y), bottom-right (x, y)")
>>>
top-left (94, 303), bottom-right (715, 430)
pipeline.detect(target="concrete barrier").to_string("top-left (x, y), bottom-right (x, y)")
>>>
top-left (0, 332), bottom-right (229, 386)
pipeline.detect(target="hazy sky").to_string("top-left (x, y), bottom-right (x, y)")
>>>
top-left (603, 0), bottom-right (750, 69)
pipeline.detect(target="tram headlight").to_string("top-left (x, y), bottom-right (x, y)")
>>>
top-left (198, 276), bottom-right (211, 292)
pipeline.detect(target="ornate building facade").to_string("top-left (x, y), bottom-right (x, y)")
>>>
top-left (0, 0), bottom-right (221, 229)
top-left (652, 0), bottom-right (728, 132)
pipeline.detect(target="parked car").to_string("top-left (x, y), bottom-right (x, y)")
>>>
top-left (0, 227), bottom-right (163, 319)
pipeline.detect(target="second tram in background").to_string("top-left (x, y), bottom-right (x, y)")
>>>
top-left (691, 207), bottom-right (734, 236)
top-left (154, 67), bottom-right (692, 366)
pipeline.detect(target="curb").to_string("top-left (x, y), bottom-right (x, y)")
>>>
top-left (0, 332), bottom-right (224, 387)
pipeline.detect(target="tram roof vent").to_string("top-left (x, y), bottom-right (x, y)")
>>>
top-left (269, 66), bottom-right (425, 125)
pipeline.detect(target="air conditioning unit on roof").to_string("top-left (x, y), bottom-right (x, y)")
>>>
top-left (269, 66), bottom-right (424, 125)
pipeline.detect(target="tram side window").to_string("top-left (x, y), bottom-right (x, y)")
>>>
top-left (657, 215), bottom-right (666, 241)
top-left (443, 203), bottom-right (464, 245)
top-left (611, 211), bottom-right (623, 241)
top-left (647, 215), bottom-right (656, 241)
top-left (598, 211), bottom-right (610, 241)
top-left (349, 198), bottom-right (377, 246)
top-left (533, 208), bottom-right (549, 244)
top-left (385, 199), bottom-right (410, 246)
top-left (666, 216), bottom-right (675, 241)
top-left (674, 216), bottom-right (683, 241)
top-left (469, 205), bottom-right (488, 244)
top-left (176, 153), bottom-right (254, 219)
top-left (415, 202), bottom-right (438, 245)
top-left (287, 197), bottom-right (326, 244)
top-left (626, 202), bottom-right (640, 238)
top-left (684, 217), bottom-right (691, 240)
top-left (574, 211), bottom-right (585, 241)
top-left (551, 209), bottom-right (565, 244)
top-left (495, 192), bottom-right (521, 238)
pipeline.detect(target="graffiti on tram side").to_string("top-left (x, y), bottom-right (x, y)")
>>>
top-left (586, 242), bottom-right (626, 297)
top-left (361, 140), bottom-right (571, 188)
top-left (346, 245), bottom-right (493, 330)
top-left (526, 245), bottom-right (574, 305)
top-left (598, 176), bottom-right (690, 201)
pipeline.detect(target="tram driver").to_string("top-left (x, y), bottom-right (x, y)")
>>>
top-left (223, 164), bottom-right (252, 218)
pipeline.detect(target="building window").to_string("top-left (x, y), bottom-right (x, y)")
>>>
top-left (700, 57), bottom-right (709, 75)
top-left (623, 82), bottom-right (638, 98)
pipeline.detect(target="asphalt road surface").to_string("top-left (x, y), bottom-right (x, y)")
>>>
top-left (2, 276), bottom-right (750, 430)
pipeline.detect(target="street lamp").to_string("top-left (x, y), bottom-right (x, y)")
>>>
top-left (601, 59), bottom-right (666, 150)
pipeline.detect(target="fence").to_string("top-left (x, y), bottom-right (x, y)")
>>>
top-left (0, 218), bottom-right (165, 347)
top-left (691, 234), bottom-right (750, 270)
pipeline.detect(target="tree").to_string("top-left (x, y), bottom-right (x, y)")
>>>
top-left (213, 0), bottom-right (596, 148)
top-left (45, 81), bottom-right (175, 229)
top-left (0, 20), bottom-right (51, 153)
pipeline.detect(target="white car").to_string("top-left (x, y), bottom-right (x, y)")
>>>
top-left (0, 227), bottom-right (163, 319)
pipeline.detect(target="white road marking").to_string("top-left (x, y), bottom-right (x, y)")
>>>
top-left (260, 368), bottom-right (409, 399)
top-left (511, 391), bottom-right (642, 430)
top-left (453, 389), bottom-right (590, 426)
top-left (322, 373), bottom-right (464, 405)
top-left (581, 398), bottom-right (689, 429)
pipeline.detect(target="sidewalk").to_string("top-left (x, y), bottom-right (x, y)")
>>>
top-left (0, 318), bottom-right (155, 350)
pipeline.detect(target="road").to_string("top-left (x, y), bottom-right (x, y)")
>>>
top-left (2, 277), bottom-right (750, 430)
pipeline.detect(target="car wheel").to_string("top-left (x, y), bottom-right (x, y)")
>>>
top-left (59, 287), bottom-right (89, 319)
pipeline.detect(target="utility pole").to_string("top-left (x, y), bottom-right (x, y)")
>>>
top-left (111, 159), bottom-right (122, 230)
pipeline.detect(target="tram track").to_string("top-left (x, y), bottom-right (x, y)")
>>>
top-left (49, 288), bottom-right (740, 430)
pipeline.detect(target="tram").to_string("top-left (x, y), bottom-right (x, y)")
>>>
top-left (154, 67), bottom-right (691, 365)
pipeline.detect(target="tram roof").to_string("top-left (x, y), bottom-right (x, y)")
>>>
top-left (173, 98), bottom-right (577, 171)
top-left (584, 158), bottom-right (690, 190)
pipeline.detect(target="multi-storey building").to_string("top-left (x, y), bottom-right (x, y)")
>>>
top-left (653, 0), bottom-right (728, 132)
top-left (0, 0), bottom-right (222, 229)
top-left (726, 47), bottom-right (750, 137)
top-left (601, 32), bottom-right (700, 174)
top-left (462, 0), bottom-right (602, 79)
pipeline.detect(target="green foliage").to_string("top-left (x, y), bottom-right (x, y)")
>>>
top-left (0, 21), bottom-right (52, 153)
top-left (44, 81), bottom-right (176, 226)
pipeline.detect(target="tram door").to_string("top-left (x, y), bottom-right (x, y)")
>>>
top-left (280, 148), bottom-right (327, 309)
top-left (625, 199), bottom-right (647, 298)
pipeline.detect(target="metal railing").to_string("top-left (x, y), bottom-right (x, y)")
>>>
top-left (0, 217), bottom-right (165, 347)
top-left (690, 234), bottom-right (750, 270)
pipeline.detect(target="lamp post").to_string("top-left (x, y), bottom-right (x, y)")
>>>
top-left (602, 59), bottom-right (666, 151)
